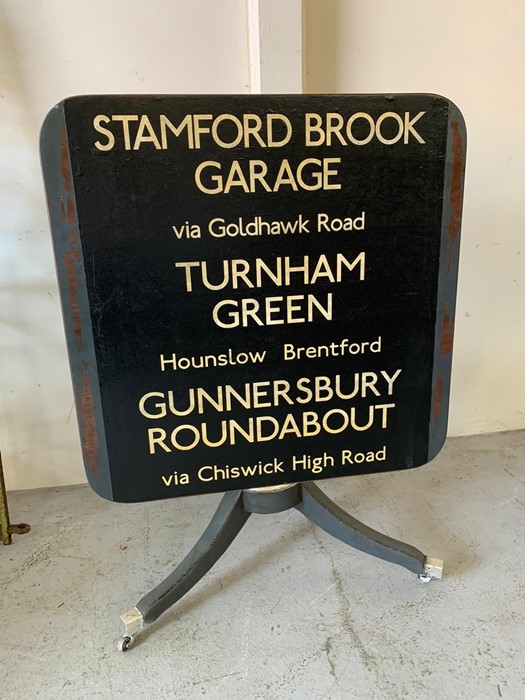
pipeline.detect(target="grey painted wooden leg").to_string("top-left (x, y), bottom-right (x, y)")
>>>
top-left (296, 482), bottom-right (427, 575)
top-left (118, 482), bottom-right (442, 651)
top-left (126, 490), bottom-right (250, 642)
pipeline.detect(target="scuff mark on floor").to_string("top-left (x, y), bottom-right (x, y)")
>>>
top-left (323, 635), bottom-right (337, 678)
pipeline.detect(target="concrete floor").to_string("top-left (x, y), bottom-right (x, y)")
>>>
top-left (1, 430), bottom-right (524, 700)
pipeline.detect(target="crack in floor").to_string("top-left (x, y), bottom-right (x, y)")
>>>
top-left (312, 529), bottom-right (377, 673)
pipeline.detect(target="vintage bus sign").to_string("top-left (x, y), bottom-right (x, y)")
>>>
top-left (41, 94), bottom-right (466, 502)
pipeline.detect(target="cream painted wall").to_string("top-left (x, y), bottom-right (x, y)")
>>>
top-left (1, 1), bottom-right (523, 491)
top-left (305, 0), bottom-right (525, 437)
top-left (0, 0), bottom-right (249, 490)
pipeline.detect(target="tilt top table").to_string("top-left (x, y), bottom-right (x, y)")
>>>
top-left (40, 94), bottom-right (466, 650)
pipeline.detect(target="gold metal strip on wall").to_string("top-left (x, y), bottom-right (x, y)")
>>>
top-left (0, 451), bottom-right (30, 545)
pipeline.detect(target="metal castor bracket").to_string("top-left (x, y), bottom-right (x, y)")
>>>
top-left (418, 557), bottom-right (444, 583)
top-left (118, 607), bottom-right (145, 652)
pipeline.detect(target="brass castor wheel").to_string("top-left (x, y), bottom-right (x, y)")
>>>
top-left (118, 635), bottom-right (135, 652)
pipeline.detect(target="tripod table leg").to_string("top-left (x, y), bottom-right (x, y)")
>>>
top-left (296, 482), bottom-right (440, 578)
top-left (119, 490), bottom-right (250, 651)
